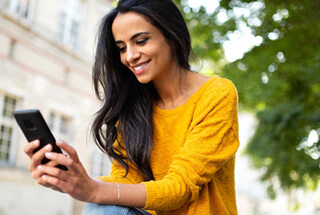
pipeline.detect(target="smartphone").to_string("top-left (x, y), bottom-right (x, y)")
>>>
top-left (13, 109), bottom-right (67, 171)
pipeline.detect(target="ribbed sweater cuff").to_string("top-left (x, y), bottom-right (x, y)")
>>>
top-left (141, 181), bottom-right (157, 210)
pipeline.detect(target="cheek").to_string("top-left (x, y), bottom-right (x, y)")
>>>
top-left (154, 42), bottom-right (173, 61)
top-left (157, 47), bottom-right (173, 65)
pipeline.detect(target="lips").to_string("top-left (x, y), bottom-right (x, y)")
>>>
top-left (132, 60), bottom-right (150, 75)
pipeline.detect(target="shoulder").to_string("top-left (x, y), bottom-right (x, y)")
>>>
top-left (192, 75), bottom-right (238, 120)
top-left (208, 75), bottom-right (237, 92)
top-left (200, 75), bottom-right (238, 102)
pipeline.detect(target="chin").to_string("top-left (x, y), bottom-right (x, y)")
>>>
top-left (135, 76), bottom-right (152, 84)
top-left (137, 79), bottom-right (151, 84)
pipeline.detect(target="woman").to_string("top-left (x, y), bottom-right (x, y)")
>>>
top-left (24, 0), bottom-right (240, 214)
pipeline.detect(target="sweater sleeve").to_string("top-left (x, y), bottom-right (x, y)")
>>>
top-left (142, 78), bottom-right (240, 211)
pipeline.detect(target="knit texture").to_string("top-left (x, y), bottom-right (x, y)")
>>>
top-left (99, 75), bottom-right (240, 215)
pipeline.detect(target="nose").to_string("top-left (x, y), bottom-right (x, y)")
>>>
top-left (126, 46), bottom-right (140, 64)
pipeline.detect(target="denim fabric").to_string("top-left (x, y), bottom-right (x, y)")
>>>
top-left (82, 203), bottom-right (152, 215)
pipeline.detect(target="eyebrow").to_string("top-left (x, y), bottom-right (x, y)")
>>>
top-left (115, 32), bottom-right (150, 45)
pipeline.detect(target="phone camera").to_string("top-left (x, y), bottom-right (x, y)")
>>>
top-left (23, 120), bottom-right (37, 131)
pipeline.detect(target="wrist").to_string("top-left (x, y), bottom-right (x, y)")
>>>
top-left (114, 183), bottom-right (120, 205)
top-left (89, 180), bottom-right (119, 205)
top-left (88, 178), bottom-right (100, 203)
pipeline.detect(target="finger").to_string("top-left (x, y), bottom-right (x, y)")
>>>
top-left (37, 165), bottom-right (68, 181)
top-left (29, 144), bottom-right (53, 171)
top-left (45, 160), bottom-right (61, 168)
top-left (57, 140), bottom-right (80, 163)
top-left (41, 174), bottom-right (69, 193)
top-left (38, 167), bottom-right (68, 193)
top-left (31, 168), bottom-right (45, 183)
top-left (33, 164), bottom-right (67, 189)
top-left (24, 140), bottom-right (40, 158)
top-left (45, 151), bottom-right (74, 170)
top-left (31, 168), bottom-right (55, 188)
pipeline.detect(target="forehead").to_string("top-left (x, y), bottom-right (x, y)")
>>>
top-left (112, 12), bottom-right (157, 40)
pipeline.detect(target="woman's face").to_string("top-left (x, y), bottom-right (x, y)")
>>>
top-left (112, 12), bottom-right (176, 84)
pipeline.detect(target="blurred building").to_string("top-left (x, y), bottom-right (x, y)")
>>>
top-left (0, 0), bottom-right (112, 214)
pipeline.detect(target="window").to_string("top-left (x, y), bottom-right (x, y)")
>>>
top-left (8, 0), bottom-right (36, 22)
top-left (48, 111), bottom-right (73, 144)
top-left (0, 94), bottom-right (17, 164)
top-left (8, 39), bottom-right (16, 59)
top-left (58, 0), bottom-right (83, 49)
top-left (0, 125), bottom-right (13, 162)
top-left (91, 149), bottom-right (111, 177)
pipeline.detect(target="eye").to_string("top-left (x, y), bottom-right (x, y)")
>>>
top-left (136, 38), bottom-right (148, 45)
top-left (117, 46), bottom-right (126, 53)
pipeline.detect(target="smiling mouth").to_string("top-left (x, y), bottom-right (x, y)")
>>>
top-left (133, 61), bottom-right (150, 71)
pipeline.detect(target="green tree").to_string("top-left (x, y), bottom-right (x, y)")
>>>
top-left (176, 0), bottom-right (320, 197)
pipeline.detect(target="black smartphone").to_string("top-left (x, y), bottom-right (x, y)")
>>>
top-left (13, 109), bottom-right (67, 171)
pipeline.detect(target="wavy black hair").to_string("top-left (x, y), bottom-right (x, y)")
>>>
top-left (91, 0), bottom-right (191, 181)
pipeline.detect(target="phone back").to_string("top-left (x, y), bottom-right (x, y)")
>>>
top-left (13, 109), bottom-right (55, 142)
top-left (13, 109), bottom-right (67, 170)
top-left (13, 109), bottom-right (64, 155)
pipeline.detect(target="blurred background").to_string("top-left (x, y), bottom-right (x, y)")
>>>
top-left (0, 0), bottom-right (319, 214)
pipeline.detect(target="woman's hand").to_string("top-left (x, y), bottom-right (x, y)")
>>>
top-left (35, 140), bottom-right (97, 202)
top-left (25, 140), bottom-right (147, 206)
top-left (24, 140), bottom-right (62, 191)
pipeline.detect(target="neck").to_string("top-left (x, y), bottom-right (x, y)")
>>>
top-left (152, 70), bottom-right (197, 110)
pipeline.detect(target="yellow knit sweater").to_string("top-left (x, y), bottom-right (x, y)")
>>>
top-left (99, 75), bottom-right (240, 215)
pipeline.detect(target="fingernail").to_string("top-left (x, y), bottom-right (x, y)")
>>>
top-left (34, 140), bottom-right (39, 146)
top-left (45, 144), bottom-right (51, 150)
top-left (45, 152), bottom-right (52, 158)
top-left (37, 165), bottom-right (42, 170)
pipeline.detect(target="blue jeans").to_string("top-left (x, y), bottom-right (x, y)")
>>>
top-left (82, 203), bottom-right (152, 215)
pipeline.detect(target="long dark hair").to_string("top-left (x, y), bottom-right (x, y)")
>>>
top-left (91, 0), bottom-right (191, 181)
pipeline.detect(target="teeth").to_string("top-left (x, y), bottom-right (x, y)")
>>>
top-left (134, 62), bottom-right (148, 71)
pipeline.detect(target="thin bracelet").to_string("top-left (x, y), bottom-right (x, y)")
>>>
top-left (114, 183), bottom-right (120, 205)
